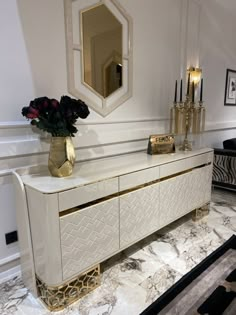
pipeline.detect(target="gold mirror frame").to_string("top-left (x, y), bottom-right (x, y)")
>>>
top-left (64, 0), bottom-right (133, 117)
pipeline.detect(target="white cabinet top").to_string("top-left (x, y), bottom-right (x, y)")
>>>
top-left (18, 148), bottom-right (213, 194)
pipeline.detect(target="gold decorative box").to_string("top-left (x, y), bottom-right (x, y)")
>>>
top-left (147, 134), bottom-right (175, 155)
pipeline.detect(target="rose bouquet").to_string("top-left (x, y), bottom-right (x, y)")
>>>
top-left (22, 95), bottom-right (90, 137)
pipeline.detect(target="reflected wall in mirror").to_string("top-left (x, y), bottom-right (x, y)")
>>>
top-left (64, 0), bottom-right (133, 117)
top-left (82, 4), bottom-right (122, 98)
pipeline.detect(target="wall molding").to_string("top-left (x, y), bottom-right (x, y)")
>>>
top-left (0, 121), bottom-right (30, 129)
top-left (0, 117), bottom-right (169, 129)
top-left (1, 117), bottom-right (235, 129)
top-left (0, 119), bottom-right (167, 159)
top-left (205, 121), bottom-right (236, 132)
top-left (0, 118), bottom-right (235, 173)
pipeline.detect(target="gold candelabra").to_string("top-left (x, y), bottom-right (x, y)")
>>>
top-left (170, 75), bottom-right (205, 151)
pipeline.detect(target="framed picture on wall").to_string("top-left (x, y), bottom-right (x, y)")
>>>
top-left (224, 69), bottom-right (236, 105)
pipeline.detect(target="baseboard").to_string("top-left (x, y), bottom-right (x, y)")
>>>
top-left (0, 265), bottom-right (21, 284)
top-left (0, 253), bottom-right (21, 284)
top-left (0, 252), bottom-right (20, 267)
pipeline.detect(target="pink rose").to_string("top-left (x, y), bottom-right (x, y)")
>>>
top-left (51, 99), bottom-right (59, 109)
top-left (26, 107), bottom-right (39, 119)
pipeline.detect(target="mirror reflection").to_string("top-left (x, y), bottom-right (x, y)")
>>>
top-left (82, 4), bottom-right (122, 98)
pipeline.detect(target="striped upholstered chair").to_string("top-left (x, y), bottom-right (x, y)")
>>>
top-left (213, 138), bottom-right (236, 190)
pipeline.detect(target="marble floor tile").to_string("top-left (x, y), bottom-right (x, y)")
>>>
top-left (139, 264), bottom-right (183, 305)
top-left (1, 188), bottom-right (236, 315)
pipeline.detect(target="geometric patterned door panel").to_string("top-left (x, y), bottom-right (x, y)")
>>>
top-left (120, 183), bottom-right (160, 249)
top-left (188, 164), bottom-right (212, 210)
top-left (60, 198), bottom-right (119, 280)
top-left (159, 165), bottom-right (212, 228)
top-left (159, 171), bottom-right (195, 228)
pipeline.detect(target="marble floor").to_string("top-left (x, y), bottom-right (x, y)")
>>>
top-left (1, 188), bottom-right (236, 315)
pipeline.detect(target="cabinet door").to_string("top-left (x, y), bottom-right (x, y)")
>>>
top-left (188, 164), bottom-right (212, 209)
top-left (159, 165), bottom-right (212, 227)
top-left (159, 171), bottom-right (195, 227)
top-left (120, 183), bottom-right (160, 249)
top-left (60, 198), bottom-right (119, 280)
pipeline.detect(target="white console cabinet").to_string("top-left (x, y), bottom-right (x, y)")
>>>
top-left (13, 148), bottom-right (213, 311)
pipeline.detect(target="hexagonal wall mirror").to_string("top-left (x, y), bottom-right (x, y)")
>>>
top-left (64, 0), bottom-right (133, 117)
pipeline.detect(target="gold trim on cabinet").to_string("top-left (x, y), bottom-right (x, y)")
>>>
top-left (36, 264), bottom-right (100, 312)
top-left (192, 203), bottom-right (210, 221)
top-left (59, 193), bottom-right (119, 216)
top-left (59, 179), bottom-right (161, 217)
top-left (159, 162), bottom-right (211, 182)
top-left (59, 162), bottom-right (212, 217)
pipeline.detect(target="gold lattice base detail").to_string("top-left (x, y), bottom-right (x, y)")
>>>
top-left (36, 265), bottom-right (100, 312)
top-left (192, 203), bottom-right (210, 222)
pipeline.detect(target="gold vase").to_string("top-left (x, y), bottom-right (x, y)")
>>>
top-left (48, 137), bottom-right (75, 177)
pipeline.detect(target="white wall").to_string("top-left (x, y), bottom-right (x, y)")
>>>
top-left (0, 0), bottom-right (35, 122)
top-left (0, 0), bottom-right (236, 281)
top-left (200, 0), bottom-right (236, 140)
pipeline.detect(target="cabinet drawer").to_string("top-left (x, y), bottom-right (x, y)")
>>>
top-left (60, 197), bottom-right (119, 280)
top-left (160, 152), bottom-right (213, 178)
top-left (58, 177), bottom-right (118, 211)
top-left (119, 166), bottom-right (159, 191)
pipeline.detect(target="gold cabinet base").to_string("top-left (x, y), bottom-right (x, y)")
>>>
top-left (36, 265), bottom-right (100, 312)
top-left (192, 203), bottom-right (210, 221)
